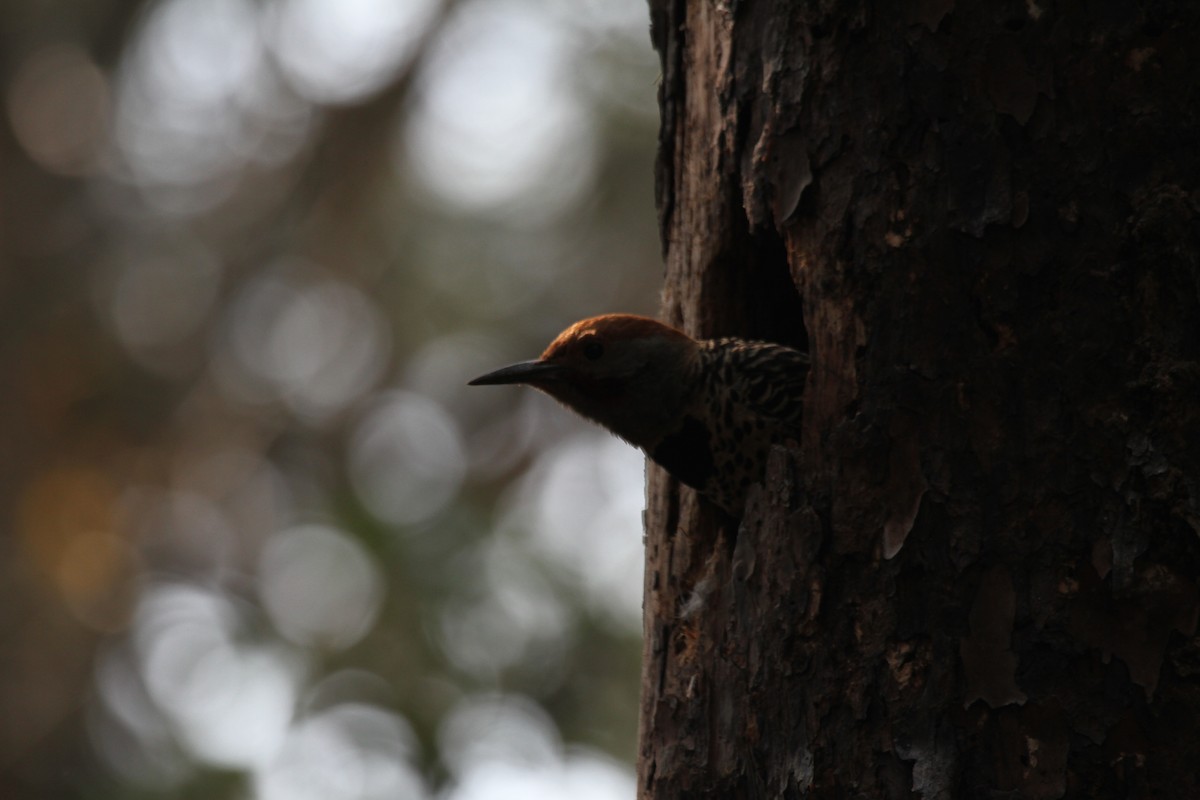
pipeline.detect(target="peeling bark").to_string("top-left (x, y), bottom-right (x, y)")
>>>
top-left (641, 1), bottom-right (1200, 797)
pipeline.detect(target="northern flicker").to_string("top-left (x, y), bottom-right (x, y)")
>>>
top-left (469, 314), bottom-right (809, 515)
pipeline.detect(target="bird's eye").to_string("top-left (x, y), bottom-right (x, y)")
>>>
top-left (582, 339), bottom-right (604, 360)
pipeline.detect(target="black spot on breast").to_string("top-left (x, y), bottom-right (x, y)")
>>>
top-left (651, 416), bottom-right (715, 492)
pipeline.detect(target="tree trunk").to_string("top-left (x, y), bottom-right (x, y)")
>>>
top-left (639, 1), bottom-right (1200, 797)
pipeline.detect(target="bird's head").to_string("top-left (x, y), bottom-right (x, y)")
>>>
top-left (469, 314), bottom-right (700, 447)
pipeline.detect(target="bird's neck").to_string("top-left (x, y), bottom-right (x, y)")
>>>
top-left (613, 346), bottom-right (705, 450)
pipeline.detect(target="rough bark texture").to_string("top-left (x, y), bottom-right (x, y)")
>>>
top-left (639, 1), bottom-right (1200, 797)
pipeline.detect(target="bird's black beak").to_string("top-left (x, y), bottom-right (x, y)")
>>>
top-left (468, 359), bottom-right (567, 386)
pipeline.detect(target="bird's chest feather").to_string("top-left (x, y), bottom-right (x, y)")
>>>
top-left (649, 396), bottom-right (779, 514)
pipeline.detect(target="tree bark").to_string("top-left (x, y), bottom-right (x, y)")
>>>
top-left (639, 1), bottom-right (1200, 797)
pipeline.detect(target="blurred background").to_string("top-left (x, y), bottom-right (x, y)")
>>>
top-left (0, 0), bottom-right (662, 797)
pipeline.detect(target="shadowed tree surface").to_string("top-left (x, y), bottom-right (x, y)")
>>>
top-left (640, 1), bottom-right (1200, 797)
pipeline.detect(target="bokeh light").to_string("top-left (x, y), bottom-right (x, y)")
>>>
top-left (440, 694), bottom-right (636, 800)
top-left (403, 0), bottom-right (596, 217)
top-left (349, 391), bottom-right (467, 526)
top-left (6, 44), bottom-right (110, 175)
top-left (0, 0), bottom-right (660, 796)
top-left (131, 583), bottom-right (301, 768)
top-left (255, 704), bottom-right (428, 800)
top-left (103, 241), bottom-right (223, 366)
top-left (111, 0), bottom-right (283, 213)
top-left (212, 267), bottom-right (391, 420)
top-left (438, 536), bottom-right (572, 678)
top-left (515, 433), bottom-right (646, 630)
top-left (260, 524), bottom-right (384, 649)
top-left (268, 0), bottom-right (441, 105)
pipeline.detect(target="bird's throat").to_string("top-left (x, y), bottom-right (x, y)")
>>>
top-left (649, 416), bottom-right (715, 494)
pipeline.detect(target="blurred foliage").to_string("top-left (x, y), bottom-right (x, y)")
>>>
top-left (0, 0), bottom-right (662, 797)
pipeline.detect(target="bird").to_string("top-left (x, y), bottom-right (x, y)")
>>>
top-left (469, 314), bottom-right (810, 515)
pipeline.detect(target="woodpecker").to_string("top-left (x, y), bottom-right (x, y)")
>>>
top-left (469, 314), bottom-right (809, 515)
